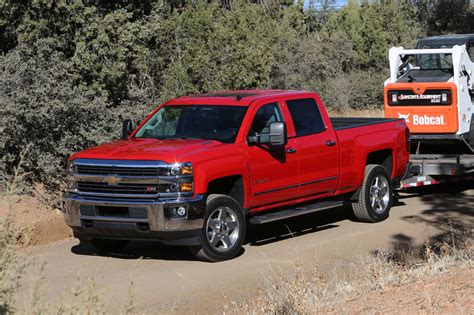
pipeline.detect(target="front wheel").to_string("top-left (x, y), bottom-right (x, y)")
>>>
top-left (352, 164), bottom-right (393, 223)
top-left (190, 194), bottom-right (246, 262)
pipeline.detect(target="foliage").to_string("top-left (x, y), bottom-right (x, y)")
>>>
top-left (0, 39), bottom-right (114, 189)
top-left (0, 0), bottom-right (471, 189)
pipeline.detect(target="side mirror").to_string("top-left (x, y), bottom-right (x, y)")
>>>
top-left (248, 122), bottom-right (287, 147)
top-left (268, 121), bottom-right (287, 146)
top-left (122, 119), bottom-right (133, 139)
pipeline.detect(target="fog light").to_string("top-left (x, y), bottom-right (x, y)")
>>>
top-left (169, 205), bottom-right (188, 219)
top-left (177, 206), bottom-right (186, 216)
top-left (179, 182), bottom-right (193, 192)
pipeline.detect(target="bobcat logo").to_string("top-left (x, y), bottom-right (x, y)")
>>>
top-left (398, 112), bottom-right (411, 123)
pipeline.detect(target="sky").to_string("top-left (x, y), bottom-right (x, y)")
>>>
top-left (304, 0), bottom-right (348, 10)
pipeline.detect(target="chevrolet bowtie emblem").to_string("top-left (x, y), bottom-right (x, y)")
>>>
top-left (104, 175), bottom-right (120, 185)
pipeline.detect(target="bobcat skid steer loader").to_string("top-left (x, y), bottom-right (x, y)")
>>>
top-left (384, 34), bottom-right (474, 188)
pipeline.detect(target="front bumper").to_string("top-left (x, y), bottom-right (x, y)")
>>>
top-left (62, 192), bottom-right (206, 246)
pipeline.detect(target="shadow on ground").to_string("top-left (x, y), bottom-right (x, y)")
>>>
top-left (386, 181), bottom-right (473, 262)
top-left (71, 203), bottom-right (364, 261)
top-left (245, 204), bottom-right (357, 246)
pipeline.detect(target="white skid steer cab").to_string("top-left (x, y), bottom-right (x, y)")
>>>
top-left (384, 34), bottom-right (474, 188)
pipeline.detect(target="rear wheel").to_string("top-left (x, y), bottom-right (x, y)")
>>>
top-left (352, 164), bottom-right (393, 223)
top-left (190, 194), bottom-right (245, 262)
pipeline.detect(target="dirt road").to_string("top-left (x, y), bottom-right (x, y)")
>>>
top-left (17, 184), bottom-right (473, 313)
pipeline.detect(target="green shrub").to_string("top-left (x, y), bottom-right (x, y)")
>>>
top-left (0, 39), bottom-right (116, 189)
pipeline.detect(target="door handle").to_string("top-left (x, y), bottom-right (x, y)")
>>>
top-left (326, 140), bottom-right (336, 147)
top-left (286, 147), bottom-right (297, 153)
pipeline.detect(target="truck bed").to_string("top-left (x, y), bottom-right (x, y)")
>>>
top-left (330, 117), bottom-right (400, 130)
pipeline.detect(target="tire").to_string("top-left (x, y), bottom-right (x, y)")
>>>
top-left (352, 164), bottom-right (393, 223)
top-left (81, 238), bottom-right (129, 254)
top-left (190, 194), bottom-right (246, 262)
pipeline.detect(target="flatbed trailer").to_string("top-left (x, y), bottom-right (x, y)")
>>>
top-left (399, 154), bottom-right (474, 188)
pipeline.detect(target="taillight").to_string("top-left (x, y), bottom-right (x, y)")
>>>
top-left (405, 127), bottom-right (410, 151)
top-left (388, 91), bottom-right (398, 105)
top-left (441, 91), bottom-right (452, 105)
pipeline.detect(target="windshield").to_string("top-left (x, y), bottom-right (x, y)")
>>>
top-left (134, 105), bottom-right (247, 143)
top-left (397, 52), bottom-right (454, 83)
top-left (417, 53), bottom-right (453, 70)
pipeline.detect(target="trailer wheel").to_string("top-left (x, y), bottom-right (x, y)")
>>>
top-left (190, 194), bottom-right (245, 262)
top-left (81, 239), bottom-right (129, 254)
top-left (352, 164), bottom-right (393, 223)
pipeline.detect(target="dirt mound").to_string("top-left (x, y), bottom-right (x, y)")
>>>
top-left (0, 195), bottom-right (71, 246)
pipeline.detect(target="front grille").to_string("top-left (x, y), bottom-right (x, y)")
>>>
top-left (76, 182), bottom-right (167, 196)
top-left (77, 165), bottom-right (168, 176)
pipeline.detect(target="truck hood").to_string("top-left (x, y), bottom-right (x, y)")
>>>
top-left (71, 138), bottom-right (228, 163)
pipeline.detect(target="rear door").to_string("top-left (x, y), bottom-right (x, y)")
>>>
top-left (285, 97), bottom-right (339, 198)
top-left (246, 101), bottom-right (299, 208)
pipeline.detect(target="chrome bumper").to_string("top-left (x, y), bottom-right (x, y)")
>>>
top-left (61, 192), bottom-right (206, 245)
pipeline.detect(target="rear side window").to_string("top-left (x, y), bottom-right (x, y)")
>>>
top-left (286, 98), bottom-right (325, 137)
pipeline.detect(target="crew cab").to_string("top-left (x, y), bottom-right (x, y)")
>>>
top-left (62, 90), bottom-right (410, 261)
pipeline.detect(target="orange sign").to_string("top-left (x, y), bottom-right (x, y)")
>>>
top-left (384, 82), bottom-right (458, 134)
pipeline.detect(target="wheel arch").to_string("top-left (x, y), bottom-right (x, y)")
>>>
top-left (366, 149), bottom-right (393, 178)
top-left (206, 175), bottom-right (247, 212)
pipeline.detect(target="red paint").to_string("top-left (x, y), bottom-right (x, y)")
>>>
top-left (71, 90), bottom-right (410, 212)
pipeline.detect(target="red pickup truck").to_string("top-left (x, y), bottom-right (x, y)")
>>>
top-left (62, 90), bottom-right (410, 261)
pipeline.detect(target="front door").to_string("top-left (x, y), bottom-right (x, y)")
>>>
top-left (246, 102), bottom-right (299, 208)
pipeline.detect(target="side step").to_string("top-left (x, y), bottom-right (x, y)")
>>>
top-left (249, 200), bottom-right (344, 224)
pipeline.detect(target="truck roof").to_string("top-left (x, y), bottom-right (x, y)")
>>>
top-left (166, 90), bottom-right (311, 106)
top-left (416, 33), bottom-right (474, 48)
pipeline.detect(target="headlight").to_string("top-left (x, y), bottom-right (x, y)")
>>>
top-left (168, 163), bottom-right (192, 176)
top-left (67, 161), bottom-right (76, 175)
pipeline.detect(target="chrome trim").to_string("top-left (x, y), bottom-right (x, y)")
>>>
top-left (73, 158), bottom-right (170, 167)
top-left (300, 176), bottom-right (338, 187)
top-left (253, 176), bottom-right (338, 196)
top-left (62, 193), bottom-right (206, 232)
top-left (73, 191), bottom-right (193, 199)
top-left (70, 159), bottom-right (193, 198)
top-left (71, 174), bottom-right (192, 184)
top-left (64, 195), bottom-right (202, 205)
top-left (80, 215), bottom-right (149, 223)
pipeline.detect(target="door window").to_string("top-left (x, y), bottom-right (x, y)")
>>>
top-left (249, 103), bottom-right (284, 142)
top-left (286, 98), bottom-right (325, 137)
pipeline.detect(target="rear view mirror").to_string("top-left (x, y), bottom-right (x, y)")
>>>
top-left (248, 122), bottom-right (287, 147)
top-left (268, 122), bottom-right (287, 146)
top-left (122, 119), bottom-right (133, 139)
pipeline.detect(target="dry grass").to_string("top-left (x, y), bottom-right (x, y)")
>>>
top-left (1, 144), bottom-right (32, 197)
top-left (226, 237), bottom-right (472, 314)
top-left (0, 210), bottom-right (134, 315)
top-left (0, 216), bottom-right (27, 314)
